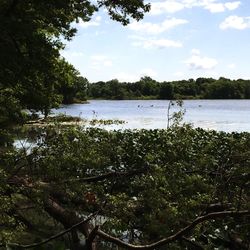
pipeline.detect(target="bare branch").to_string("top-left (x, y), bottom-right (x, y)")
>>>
top-left (7, 167), bottom-right (148, 188)
top-left (96, 210), bottom-right (250, 249)
top-left (5, 210), bottom-right (99, 249)
top-left (59, 167), bottom-right (148, 184)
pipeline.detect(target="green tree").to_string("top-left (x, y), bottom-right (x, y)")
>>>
top-left (0, 0), bottom-right (150, 121)
top-left (1, 126), bottom-right (249, 249)
top-left (0, 1), bottom-right (151, 245)
top-left (159, 82), bottom-right (174, 99)
top-left (57, 60), bottom-right (89, 104)
top-left (138, 76), bottom-right (159, 97)
top-left (1, 1), bottom-right (249, 249)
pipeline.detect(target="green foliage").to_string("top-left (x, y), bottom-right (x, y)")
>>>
top-left (44, 114), bottom-right (82, 123)
top-left (89, 119), bottom-right (125, 126)
top-left (57, 60), bottom-right (89, 104)
top-left (1, 126), bottom-right (249, 248)
top-left (0, 0), bottom-right (150, 123)
top-left (88, 77), bottom-right (250, 100)
top-left (1, 1), bottom-right (249, 249)
top-left (167, 100), bottom-right (185, 128)
top-left (0, 89), bottom-right (25, 127)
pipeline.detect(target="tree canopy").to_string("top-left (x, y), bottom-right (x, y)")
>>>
top-left (0, 0), bottom-right (150, 122)
top-left (87, 77), bottom-right (250, 100)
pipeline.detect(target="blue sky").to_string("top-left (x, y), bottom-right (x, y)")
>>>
top-left (61, 0), bottom-right (250, 82)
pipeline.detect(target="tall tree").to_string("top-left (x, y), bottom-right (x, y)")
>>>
top-left (0, 0), bottom-right (150, 121)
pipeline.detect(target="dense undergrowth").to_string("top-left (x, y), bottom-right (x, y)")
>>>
top-left (0, 125), bottom-right (249, 249)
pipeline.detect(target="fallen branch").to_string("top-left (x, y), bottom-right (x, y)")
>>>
top-left (7, 167), bottom-right (148, 189)
top-left (2, 210), bottom-right (249, 249)
top-left (5, 210), bottom-right (99, 249)
top-left (96, 210), bottom-right (250, 249)
top-left (60, 167), bottom-right (148, 184)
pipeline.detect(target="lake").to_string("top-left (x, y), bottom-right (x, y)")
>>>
top-left (53, 100), bottom-right (250, 132)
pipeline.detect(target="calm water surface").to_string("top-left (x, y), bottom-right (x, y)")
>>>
top-left (53, 100), bottom-right (250, 132)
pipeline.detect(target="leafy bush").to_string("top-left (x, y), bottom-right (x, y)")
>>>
top-left (1, 126), bottom-right (249, 249)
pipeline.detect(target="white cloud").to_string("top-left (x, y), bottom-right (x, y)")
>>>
top-left (150, 1), bottom-right (185, 15)
top-left (174, 71), bottom-right (184, 77)
top-left (112, 72), bottom-right (139, 82)
top-left (220, 15), bottom-right (250, 30)
top-left (228, 63), bottom-right (236, 69)
top-left (149, 0), bottom-right (241, 15)
top-left (204, 3), bottom-right (225, 13)
top-left (61, 51), bottom-right (84, 57)
top-left (94, 31), bottom-right (106, 36)
top-left (131, 37), bottom-right (183, 49)
top-left (185, 50), bottom-right (218, 70)
top-left (224, 1), bottom-right (241, 10)
top-left (140, 68), bottom-right (158, 78)
top-left (191, 48), bottom-right (200, 55)
top-left (206, 1), bottom-right (241, 13)
top-left (79, 16), bottom-right (102, 28)
top-left (95, 16), bottom-right (101, 22)
top-left (128, 18), bottom-right (188, 34)
top-left (112, 68), bottom-right (158, 82)
top-left (90, 55), bottom-right (113, 69)
top-left (203, 1), bottom-right (240, 13)
top-left (202, 0), bottom-right (241, 12)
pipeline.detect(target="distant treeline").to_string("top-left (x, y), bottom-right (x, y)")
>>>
top-left (86, 77), bottom-right (250, 100)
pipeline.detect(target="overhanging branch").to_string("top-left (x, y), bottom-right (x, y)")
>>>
top-left (59, 167), bottom-right (148, 184)
top-left (96, 210), bottom-right (250, 249)
top-left (7, 167), bottom-right (148, 188)
top-left (4, 210), bottom-right (99, 249)
top-left (3, 210), bottom-right (249, 249)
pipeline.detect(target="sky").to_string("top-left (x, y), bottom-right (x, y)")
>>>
top-left (61, 0), bottom-right (250, 83)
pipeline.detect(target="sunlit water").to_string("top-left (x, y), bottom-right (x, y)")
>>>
top-left (52, 100), bottom-right (250, 132)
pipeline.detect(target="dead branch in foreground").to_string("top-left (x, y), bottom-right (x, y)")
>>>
top-left (3, 210), bottom-right (249, 249)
